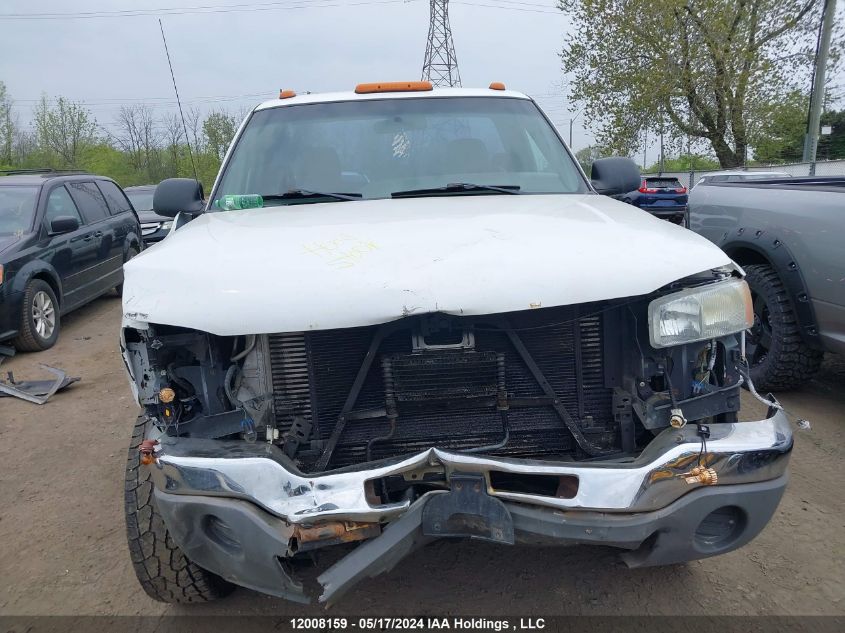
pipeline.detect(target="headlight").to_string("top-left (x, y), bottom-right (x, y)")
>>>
top-left (648, 279), bottom-right (753, 348)
top-left (161, 221), bottom-right (173, 231)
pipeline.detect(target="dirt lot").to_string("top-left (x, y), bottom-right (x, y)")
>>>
top-left (1, 295), bottom-right (843, 616)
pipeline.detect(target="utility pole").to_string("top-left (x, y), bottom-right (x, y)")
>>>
top-left (643, 130), bottom-right (647, 170)
top-left (803, 0), bottom-right (837, 163)
top-left (422, 0), bottom-right (461, 87)
top-left (568, 108), bottom-right (582, 148)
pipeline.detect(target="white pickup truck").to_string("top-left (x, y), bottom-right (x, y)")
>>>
top-left (119, 83), bottom-right (792, 605)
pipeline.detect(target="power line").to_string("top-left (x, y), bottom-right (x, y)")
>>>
top-left (0, 0), bottom-right (564, 20)
top-left (0, 0), bottom-right (411, 20)
top-left (453, 0), bottom-right (562, 14)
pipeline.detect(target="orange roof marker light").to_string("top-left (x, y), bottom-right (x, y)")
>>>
top-left (355, 81), bottom-right (433, 95)
top-left (279, 89), bottom-right (296, 99)
top-left (489, 82), bottom-right (506, 91)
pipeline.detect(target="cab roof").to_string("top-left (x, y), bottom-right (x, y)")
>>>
top-left (254, 87), bottom-right (531, 112)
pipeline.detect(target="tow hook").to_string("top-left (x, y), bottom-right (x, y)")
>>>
top-left (139, 439), bottom-right (160, 465)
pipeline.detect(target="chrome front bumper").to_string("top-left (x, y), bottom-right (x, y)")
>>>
top-left (146, 406), bottom-right (793, 523)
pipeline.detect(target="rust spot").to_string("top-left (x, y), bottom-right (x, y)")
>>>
top-left (292, 521), bottom-right (381, 552)
top-left (139, 439), bottom-right (159, 465)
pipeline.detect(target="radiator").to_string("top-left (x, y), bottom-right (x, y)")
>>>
top-left (268, 305), bottom-right (618, 470)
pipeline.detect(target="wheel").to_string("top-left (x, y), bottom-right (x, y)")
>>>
top-left (743, 264), bottom-right (823, 391)
top-left (12, 279), bottom-right (60, 352)
top-left (115, 246), bottom-right (139, 296)
top-left (124, 415), bottom-right (234, 603)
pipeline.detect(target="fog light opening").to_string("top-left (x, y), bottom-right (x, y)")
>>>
top-left (694, 506), bottom-right (746, 552)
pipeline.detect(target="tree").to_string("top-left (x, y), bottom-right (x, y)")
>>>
top-left (33, 95), bottom-right (97, 167)
top-left (161, 112), bottom-right (185, 177)
top-left (644, 154), bottom-right (720, 172)
top-left (0, 81), bottom-right (15, 166)
top-left (818, 109), bottom-right (845, 159)
top-left (750, 91), bottom-right (807, 163)
top-left (203, 110), bottom-right (238, 161)
top-left (574, 144), bottom-right (610, 173)
top-left (113, 104), bottom-right (161, 176)
top-left (559, 0), bottom-right (838, 168)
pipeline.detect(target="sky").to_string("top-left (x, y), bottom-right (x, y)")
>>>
top-left (1, 0), bottom-right (843, 163)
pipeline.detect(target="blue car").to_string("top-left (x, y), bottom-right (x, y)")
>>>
top-left (619, 176), bottom-right (688, 224)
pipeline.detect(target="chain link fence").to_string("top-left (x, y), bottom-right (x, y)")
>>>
top-left (643, 159), bottom-right (845, 189)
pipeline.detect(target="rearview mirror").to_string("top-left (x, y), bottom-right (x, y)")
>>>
top-left (50, 216), bottom-right (80, 234)
top-left (153, 178), bottom-right (205, 218)
top-left (590, 157), bottom-right (641, 197)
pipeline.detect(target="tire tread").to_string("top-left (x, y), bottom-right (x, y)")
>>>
top-left (124, 415), bottom-right (233, 603)
top-left (744, 264), bottom-right (823, 391)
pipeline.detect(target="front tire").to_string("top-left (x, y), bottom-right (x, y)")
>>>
top-left (124, 416), bottom-right (234, 603)
top-left (743, 264), bottom-right (823, 391)
top-left (12, 279), bottom-right (60, 352)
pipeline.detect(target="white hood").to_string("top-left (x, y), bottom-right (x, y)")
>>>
top-left (122, 194), bottom-right (734, 335)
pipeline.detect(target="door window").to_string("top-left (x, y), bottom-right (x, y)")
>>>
top-left (96, 180), bottom-right (134, 215)
top-left (44, 186), bottom-right (83, 228)
top-left (67, 181), bottom-right (110, 223)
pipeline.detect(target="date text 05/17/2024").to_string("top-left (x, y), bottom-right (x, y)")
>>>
top-left (289, 617), bottom-right (547, 631)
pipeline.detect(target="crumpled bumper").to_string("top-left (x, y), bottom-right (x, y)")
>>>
top-left (146, 406), bottom-right (792, 604)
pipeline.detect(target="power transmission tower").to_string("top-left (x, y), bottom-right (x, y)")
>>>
top-left (422, 0), bottom-right (461, 87)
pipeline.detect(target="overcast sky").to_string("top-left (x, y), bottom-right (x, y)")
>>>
top-left (1, 0), bottom-right (843, 162)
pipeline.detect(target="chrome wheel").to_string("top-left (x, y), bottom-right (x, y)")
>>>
top-left (32, 290), bottom-right (56, 339)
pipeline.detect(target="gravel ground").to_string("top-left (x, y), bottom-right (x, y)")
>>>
top-left (1, 296), bottom-right (843, 616)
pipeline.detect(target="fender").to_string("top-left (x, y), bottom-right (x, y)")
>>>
top-left (719, 228), bottom-right (822, 350)
top-left (10, 259), bottom-right (64, 306)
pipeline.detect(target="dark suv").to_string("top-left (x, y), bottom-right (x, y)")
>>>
top-left (0, 171), bottom-right (142, 352)
top-left (124, 185), bottom-right (173, 245)
top-left (619, 176), bottom-right (688, 224)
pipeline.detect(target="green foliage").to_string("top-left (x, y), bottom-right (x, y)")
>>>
top-left (1, 85), bottom-right (230, 190)
top-left (559, 0), bottom-right (839, 168)
top-left (644, 154), bottom-right (720, 173)
top-left (574, 144), bottom-right (611, 174)
top-left (203, 110), bottom-right (238, 162)
top-left (33, 95), bottom-right (98, 167)
top-left (0, 81), bottom-right (13, 165)
top-left (818, 109), bottom-right (845, 160)
top-left (750, 91), bottom-right (808, 163)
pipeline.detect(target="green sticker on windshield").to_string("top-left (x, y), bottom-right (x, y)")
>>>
top-left (216, 194), bottom-right (264, 210)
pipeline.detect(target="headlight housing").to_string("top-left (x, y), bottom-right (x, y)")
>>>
top-left (648, 278), bottom-right (753, 348)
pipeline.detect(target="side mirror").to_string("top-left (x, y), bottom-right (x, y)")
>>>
top-left (50, 216), bottom-right (80, 234)
top-left (590, 157), bottom-right (641, 197)
top-left (153, 178), bottom-right (205, 218)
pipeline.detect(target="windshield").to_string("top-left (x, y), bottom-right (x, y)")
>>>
top-left (213, 96), bottom-right (588, 207)
top-left (126, 189), bottom-right (155, 211)
top-left (0, 186), bottom-right (39, 235)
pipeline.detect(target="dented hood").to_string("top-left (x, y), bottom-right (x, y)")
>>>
top-left (122, 194), bottom-right (733, 334)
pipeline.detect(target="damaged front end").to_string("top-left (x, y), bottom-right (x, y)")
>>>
top-left (121, 269), bottom-right (793, 605)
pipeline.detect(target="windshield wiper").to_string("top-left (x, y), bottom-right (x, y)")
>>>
top-left (262, 189), bottom-right (362, 203)
top-left (391, 183), bottom-right (522, 198)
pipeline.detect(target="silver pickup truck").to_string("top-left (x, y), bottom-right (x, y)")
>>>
top-left (689, 176), bottom-right (845, 390)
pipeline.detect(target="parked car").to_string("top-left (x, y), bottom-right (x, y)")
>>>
top-left (120, 84), bottom-right (792, 606)
top-left (689, 174), bottom-right (844, 390)
top-left (618, 176), bottom-right (688, 224)
top-left (0, 171), bottom-right (141, 352)
top-left (124, 185), bottom-right (173, 245)
top-left (696, 170), bottom-right (791, 186)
